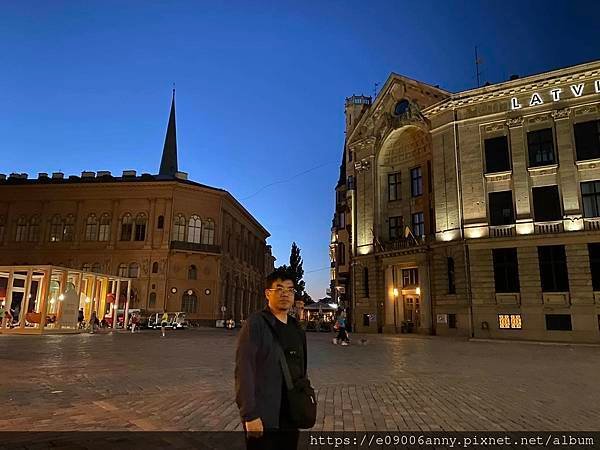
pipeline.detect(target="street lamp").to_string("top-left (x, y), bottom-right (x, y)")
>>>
top-left (393, 287), bottom-right (399, 331)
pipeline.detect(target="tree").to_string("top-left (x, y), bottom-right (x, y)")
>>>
top-left (289, 242), bottom-right (306, 300)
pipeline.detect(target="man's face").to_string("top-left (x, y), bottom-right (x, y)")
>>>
top-left (265, 279), bottom-right (295, 313)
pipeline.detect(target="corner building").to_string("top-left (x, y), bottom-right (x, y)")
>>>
top-left (332, 60), bottom-right (600, 343)
top-left (0, 94), bottom-right (273, 326)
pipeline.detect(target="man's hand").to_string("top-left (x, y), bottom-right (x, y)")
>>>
top-left (244, 418), bottom-right (264, 438)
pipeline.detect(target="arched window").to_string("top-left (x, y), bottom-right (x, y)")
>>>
top-left (173, 214), bottom-right (186, 241)
top-left (188, 265), bottom-right (197, 280)
top-left (149, 292), bottom-right (157, 308)
top-left (63, 214), bottom-right (75, 241)
top-left (134, 213), bottom-right (147, 241)
top-left (181, 290), bottom-right (198, 313)
top-left (116, 263), bottom-right (127, 277)
top-left (202, 219), bottom-right (215, 245)
top-left (15, 216), bottom-right (27, 242)
top-left (187, 215), bottom-right (202, 244)
top-left (84, 214), bottom-right (99, 241)
top-left (128, 262), bottom-right (140, 278)
top-left (82, 263), bottom-right (92, 272)
top-left (152, 261), bottom-right (159, 273)
top-left (49, 215), bottom-right (63, 242)
top-left (120, 213), bottom-right (133, 241)
top-left (92, 263), bottom-right (101, 273)
top-left (98, 213), bottom-right (111, 241)
top-left (28, 216), bottom-right (40, 242)
top-left (157, 215), bottom-right (164, 229)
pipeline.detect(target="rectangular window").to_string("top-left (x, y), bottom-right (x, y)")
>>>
top-left (545, 314), bottom-right (572, 331)
top-left (363, 268), bottom-right (369, 298)
top-left (488, 191), bottom-right (515, 225)
top-left (410, 167), bottom-right (423, 197)
top-left (402, 268), bottom-right (418, 287)
top-left (120, 223), bottom-right (132, 241)
top-left (412, 212), bottom-right (425, 237)
top-left (448, 313), bottom-right (457, 329)
top-left (538, 245), bottom-right (569, 292)
top-left (527, 128), bottom-right (556, 167)
top-left (363, 314), bottom-right (370, 327)
top-left (581, 181), bottom-right (600, 218)
top-left (492, 248), bottom-right (520, 293)
top-left (588, 243), bottom-right (600, 291)
top-left (389, 216), bottom-right (403, 240)
top-left (388, 172), bottom-right (401, 201)
top-left (134, 223), bottom-right (146, 241)
top-left (574, 120), bottom-right (600, 161)
top-left (498, 314), bottom-right (522, 329)
top-left (484, 136), bottom-right (511, 173)
top-left (447, 257), bottom-right (456, 294)
top-left (532, 186), bottom-right (562, 222)
top-left (338, 212), bottom-right (345, 229)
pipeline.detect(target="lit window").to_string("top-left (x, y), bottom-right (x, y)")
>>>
top-left (498, 314), bottom-right (522, 329)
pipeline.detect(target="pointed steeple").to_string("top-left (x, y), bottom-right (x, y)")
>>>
top-left (159, 89), bottom-right (178, 177)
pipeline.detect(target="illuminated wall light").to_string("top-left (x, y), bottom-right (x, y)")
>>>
top-left (393, 288), bottom-right (399, 297)
top-left (416, 287), bottom-right (421, 296)
top-left (58, 294), bottom-right (65, 301)
top-left (85, 297), bottom-right (91, 304)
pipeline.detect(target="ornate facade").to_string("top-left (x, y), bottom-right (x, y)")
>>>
top-left (0, 93), bottom-right (273, 326)
top-left (332, 60), bottom-right (600, 342)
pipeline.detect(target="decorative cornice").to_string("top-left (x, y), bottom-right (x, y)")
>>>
top-left (551, 108), bottom-right (571, 120)
top-left (506, 117), bottom-right (524, 128)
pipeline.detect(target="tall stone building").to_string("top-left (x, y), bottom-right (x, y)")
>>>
top-left (331, 60), bottom-right (600, 343)
top-left (0, 92), bottom-right (273, 326)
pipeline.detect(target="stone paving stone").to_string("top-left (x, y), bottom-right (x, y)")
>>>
top-left (1, 330), bottom-right (600, 431)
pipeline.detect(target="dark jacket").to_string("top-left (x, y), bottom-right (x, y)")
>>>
top-left (235, 306), bottom-right (307, 429)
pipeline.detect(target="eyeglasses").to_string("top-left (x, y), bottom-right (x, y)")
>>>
top-left (267, 287), bottom-right (296, 295)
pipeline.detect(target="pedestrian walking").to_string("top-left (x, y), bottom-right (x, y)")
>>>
top-left (334, 310), bottom-right (350, 346)
top-left (89, 310), bottom-right (98, 334)
top-left (235, 267), bottom-right (316, 450)
top-left (160, 311), bottom-right (169, 337)
top-left (131, 313), bottom-right (139, 333)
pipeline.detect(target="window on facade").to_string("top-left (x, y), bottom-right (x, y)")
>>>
top-left (201, 220), bottom-right (215, 245)
top-left (82, 263), bottom-right (92, 272)
top-left (338, 212), bottom-right (346, 229)
top-left (152, 262), bottom-right (159, 274)
top-left (389, 216), bottom-right (403, 240)
top-left (527, 128), bottom-right (556, 167)
top-left (84, 214), bottom-right (99, 241)
top-left (128, 263), bottom-right (140, 278)
top-left (448, 313), bottom-right (457, 329)
top-left (447, 257), bottom-right (456, 294)
top-left (532, 186), bottom-right (562, 222)
top-left (98, 214), bottom-right (110, 241)
top-left (49, 215), bottom-right (63, 242)
top-left (337, 243), bottom-right (345, 265)
top-left (545, 314), bottom-right (572, 331)
top-left (15, 216), bottom-right (27, 242)
top-left (28, 216), bottom-right (40, 242)
top-left (157, 215), bottom-right (164, 229)
top-left (498, 314), bottom-right (522, 329)
top-left (188, 265), bottom-right (197, 280)
top-left (149, 292), bottom-right (157, 308)
top-left (484, 136), bottom-right (511, 173)
top-left (388, 172), bottom-right (401, 201)
top-left (492, 248), bottom-right (520, 293)
top-left (182, 291), bottom-right (198, 313)
top-left (363, 267), bottom-right (369, 297)
top-left (410, 167), bottom-right (423, 197)
top-left (588, 243), bottom-right (600, 291)
top-left (173, 214), bottom-right (186, 241)
top-left (412, 212), bottom-right (425, 237)
top-left (120, 214), bottom-right (133, 241)
top-left (363, 314), bottom-right (370, 327)
top-left (538, 245), bottom-right (569, 292)
top-left (63, 214), bottom-right (75, 241)
top-left (117, 264), bottom-right (128, 277)
top-left (187, 215), bottom-right (202, 244)
top-left (91, 263), bottom-right (101, 273)
top-left (581, 181), bottom-right (600, 218)
top-left (134, 214), bottom-right (147, 241)
top-left (574, 119), bottom-right (600, 161)
top-left (488, 191), bottom-right (515, 225)
top-left (402, 268), bottom-right (418, 287)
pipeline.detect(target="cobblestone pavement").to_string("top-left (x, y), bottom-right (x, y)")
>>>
top-left (1, 329), bottom-right (599, 431)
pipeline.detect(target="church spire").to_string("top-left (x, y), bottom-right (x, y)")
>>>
top-left (159, 89), bottom-right (178, 177)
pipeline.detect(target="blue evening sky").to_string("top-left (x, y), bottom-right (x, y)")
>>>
top-left (2, 1), bottom-right (599, 299)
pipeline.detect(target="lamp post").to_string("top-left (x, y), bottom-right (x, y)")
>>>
top-left (393, 287), bottom-right (399, 332)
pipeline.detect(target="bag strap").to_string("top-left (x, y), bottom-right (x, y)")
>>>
top-left (261, 313), bottom-right (294, 391)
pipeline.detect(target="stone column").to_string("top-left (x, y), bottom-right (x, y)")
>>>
top-left (553, 109), bottom-right (580, 216)
top-left (507, 118), bottom-right (532, 225)
top-left (383, 265), bottom-right (395, 332)
top-left (419, 260), bottom-right (432, 333)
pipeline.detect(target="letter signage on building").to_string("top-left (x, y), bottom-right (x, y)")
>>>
top-left (510, 80), bottom-right (600, 110)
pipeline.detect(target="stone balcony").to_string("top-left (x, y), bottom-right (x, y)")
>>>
top-left (170, 240), bottom-right (221, 254)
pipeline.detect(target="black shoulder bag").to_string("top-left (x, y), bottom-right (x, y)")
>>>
top-left (261, 314), bottom-right (317, 429)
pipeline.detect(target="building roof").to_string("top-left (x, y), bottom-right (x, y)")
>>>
top-left (158, 89), bottom-right (178, 178)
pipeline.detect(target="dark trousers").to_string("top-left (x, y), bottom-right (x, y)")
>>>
top-left (336, 327), bottom-right (349, 342)
top-left (244, 404), bottom-right (299, 450)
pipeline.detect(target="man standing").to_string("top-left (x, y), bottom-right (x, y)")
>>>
top-left (235, 267), bottom-right (308, 450)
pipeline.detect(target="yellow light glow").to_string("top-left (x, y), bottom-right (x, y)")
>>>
top-left (393, 288), bottom-right (399, 297)
top-left (416, 287), bottom-right (421, 295)
top-left (58, 294), bottom-right (65, 301)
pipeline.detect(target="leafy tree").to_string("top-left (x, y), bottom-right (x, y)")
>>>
top-left (289, 242), bottom-right (306, 300)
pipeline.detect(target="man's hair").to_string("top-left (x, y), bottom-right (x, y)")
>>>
top-left (265, 267), bottom-right (294, 290)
